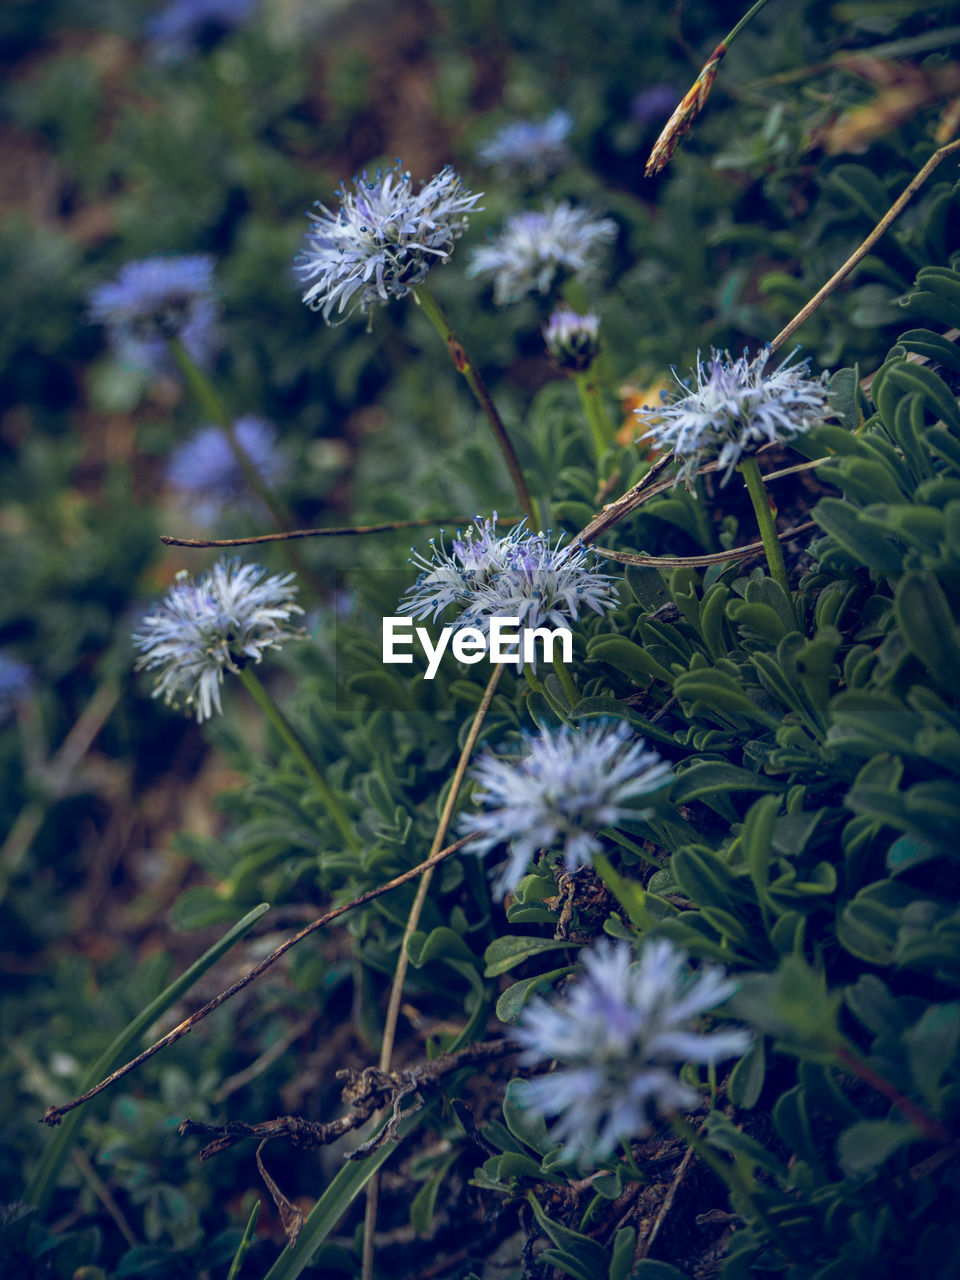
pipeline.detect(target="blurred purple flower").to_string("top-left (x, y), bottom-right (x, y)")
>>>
top-left (146, 0), bottom-right (257, 62)
top-left (476, 110), bottom-right (573, 180)
top-left (166, 417), bottom-right (289, 523)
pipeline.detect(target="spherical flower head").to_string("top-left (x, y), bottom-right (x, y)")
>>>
top-left (88, 255), bottom-right (219, 378)
top-left (467, 201), bottom-right (617, 305)
top-left (511, 938), bottom-right (750, 1164)
top-left (133, 558), bottom-right (302, 722)
top-left (399, 515), bottom-right (618, 646)
top-left (0, 653), bottom-right (33, 723)
top-left (476, 110), bottom-right (573, 180)
top-left (296, 161), bottom-right (483, 324)
top-left (459, 720), bottom-right (672, 897)
top-left (635, 347), bottom-right (831, 488)
top-left (544, 305), bottom-right (600, 371)
top-left (166, 416), bottom-right (289, 523)
top-left (145, 0), bottom-right (257, 62)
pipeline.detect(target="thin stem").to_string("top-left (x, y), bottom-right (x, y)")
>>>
top-left (724, 0), bottom-right (773, 47)
top-left (770, 139), bottom-right (960, 354)
top-left (159, 514), bottom-right (521, 549)
top-left (573, 369), bottom-right (615, 460)
top-left (167, 339), bottom-right (290, 532)
top-left (837, 1046), bottom-right (951, 1144)
top-left (412, 285), bottom-right (538, 526)
top-left (553, 655), bottom-right (580, 707)
top-left (362, 664), bottom-right (504, 1280)
top-left (42, 837), bottom-right (479, 1127)
top-left (739, 456), bottom-right (797, 626)
top-left (237, 666), bottom-right (359, 852)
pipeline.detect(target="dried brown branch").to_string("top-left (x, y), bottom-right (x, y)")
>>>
top-left (178, 1038), bottom-right (513, 1161)
top-left (41, 833), bottom-right (479, 1127)
top-left (159, 516), bottom-right (497, 549)
top-left (591, 520), bottom-right (817, 568)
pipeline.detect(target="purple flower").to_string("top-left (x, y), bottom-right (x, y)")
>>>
top-left (459, 720), bottom-right (671, 897)
top-left (89, 255), bottom-right (219, 378)
top-left (467, 201), bottom-right (617, 305)
top-left (146, 0), bottom-right (257, 62)
top-left (134, 559), bottom-right (302, 721)
top-left (635, 347), bottom-right (831, 487)
top-left (476, 110), bottom-right (573, 180)
top-left (297, 161), bottom-right (482, 324)
top-left (511, 938), bottom-right (750, 1162)
top-left (0, 653), bottom-right (33, 723)
top-left (166, 417), bottom-right (289, 523)
top-left (400, 515), bottom-right (618, 641)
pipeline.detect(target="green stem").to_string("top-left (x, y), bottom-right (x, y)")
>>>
top-left (553, 655), bottom-right (580, 707)
top-left (412, 285), bottom-right (538, 527)
top-left (573, 369), bottom-right (614, 461)
top-left (168, 338), bottom-right (290, 532)
top-left (724, 0), bottom-right (774, 47)
top-left (738, 455), bottom-right (798, 626)
top-left (238, 666), bottom-right (359, 852)
top-left (168, 339), bottom-right (329, 597)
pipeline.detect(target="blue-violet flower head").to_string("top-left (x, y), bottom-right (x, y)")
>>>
top-left (630, 84), bottom-right (679, 126)
top-left (89, 255), bottom-right (219, 378)
top-left (544, 305), bottom-right (600, 371)
top-left (166, 417), bottom-right (289, 523)
top-left (133, 559), bottom-right (302, 722)
top-left (296, 161), bottom-right (482, 324)
top-left (459, 720), bottom-right (672, 897)
top-left (145, 0), bottom-right (256, 62)
top-left (467, 202), bottom-right (616, 305)
top-left (0, 653), bottom-right (34, 723)
top-left (400, 515), bottom-right (618, 639)
top-left (635, 347), bottom-right (831, 488)
top-left (476, 110), bottom-right (573, 180)
top-left (511, 938), bottom-right (750, 1162)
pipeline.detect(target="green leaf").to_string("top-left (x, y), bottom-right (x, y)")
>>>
top-left (905, 1003), bottom-right (960, 1106)
top-left (836, 1119), bottom-right (919, 1177)
top-left (226, 1201), bottom-right (260, 1280)
top-left (26, 903), bottom-right (270, 1211)
top-left (170, 885), bottom-right (239, 930)
top-left (828, 366), bottom-right (862, 432)
top-left (633, 1264), bottom-right (689, 1279)
top-left (484, 935), bottom-right (580, 977)
top-left (608, 1227), bottom-right (636, 1280)
top-left (495, 967), bottom-right (574, 1023)
top-left (814, 498), bottom-right (903, 573)
top-left (727, 1037), bottom-right (766, 1109)
top-left (503, 1079), bottom-right (551, 1154)
top-left (895, 572), bottom-right (960, 687)
top-left (671, 761), bottom-right (783, 805)
top-left (587, 634), bottom-right (672, 686)
top-left (527, 1192), bottom-right (610, 1274)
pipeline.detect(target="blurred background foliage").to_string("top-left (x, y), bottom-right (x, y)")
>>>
top-left (2, 0), bottom-right (960, 1276)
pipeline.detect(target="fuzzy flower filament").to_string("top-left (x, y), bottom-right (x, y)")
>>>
top-left (400, 516), bottom-right (618, 641)
top-left (297, 161), bottom-right (482, 323)
top-left (134, 559), bottom-right (302, 721)
top-left (512, 938), bottom-right (750, 1163)
top-left (636, 346), bottom-right (830, 487)
top-left (468, 201), bottom-right (617, 305)
top-left (89, 255), bottom-right (219, 378)
top-left (459, 720), bottom-right (672, 896)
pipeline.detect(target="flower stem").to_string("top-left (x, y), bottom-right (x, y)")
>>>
top-left (237, 666), bottom-right (359, 852)
top-left (738, 455), bottom-right (797, 626)
top-left (168, 339), bottom-right (290, 532)
top-left (167, 338), bottom-right (327, 597)
top-left (553, 655), bottom-right (580, 707)
top-left (362, 664), bottom-right (504, 1280)
top-left (573, 368), bottom-right (615, 460)
top-left (524, 665), bottom-right (547, 697)
top-left (412, 285), bottom-right (538, 527)
top-left (836, 1046), bottom-right (950, 1144)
